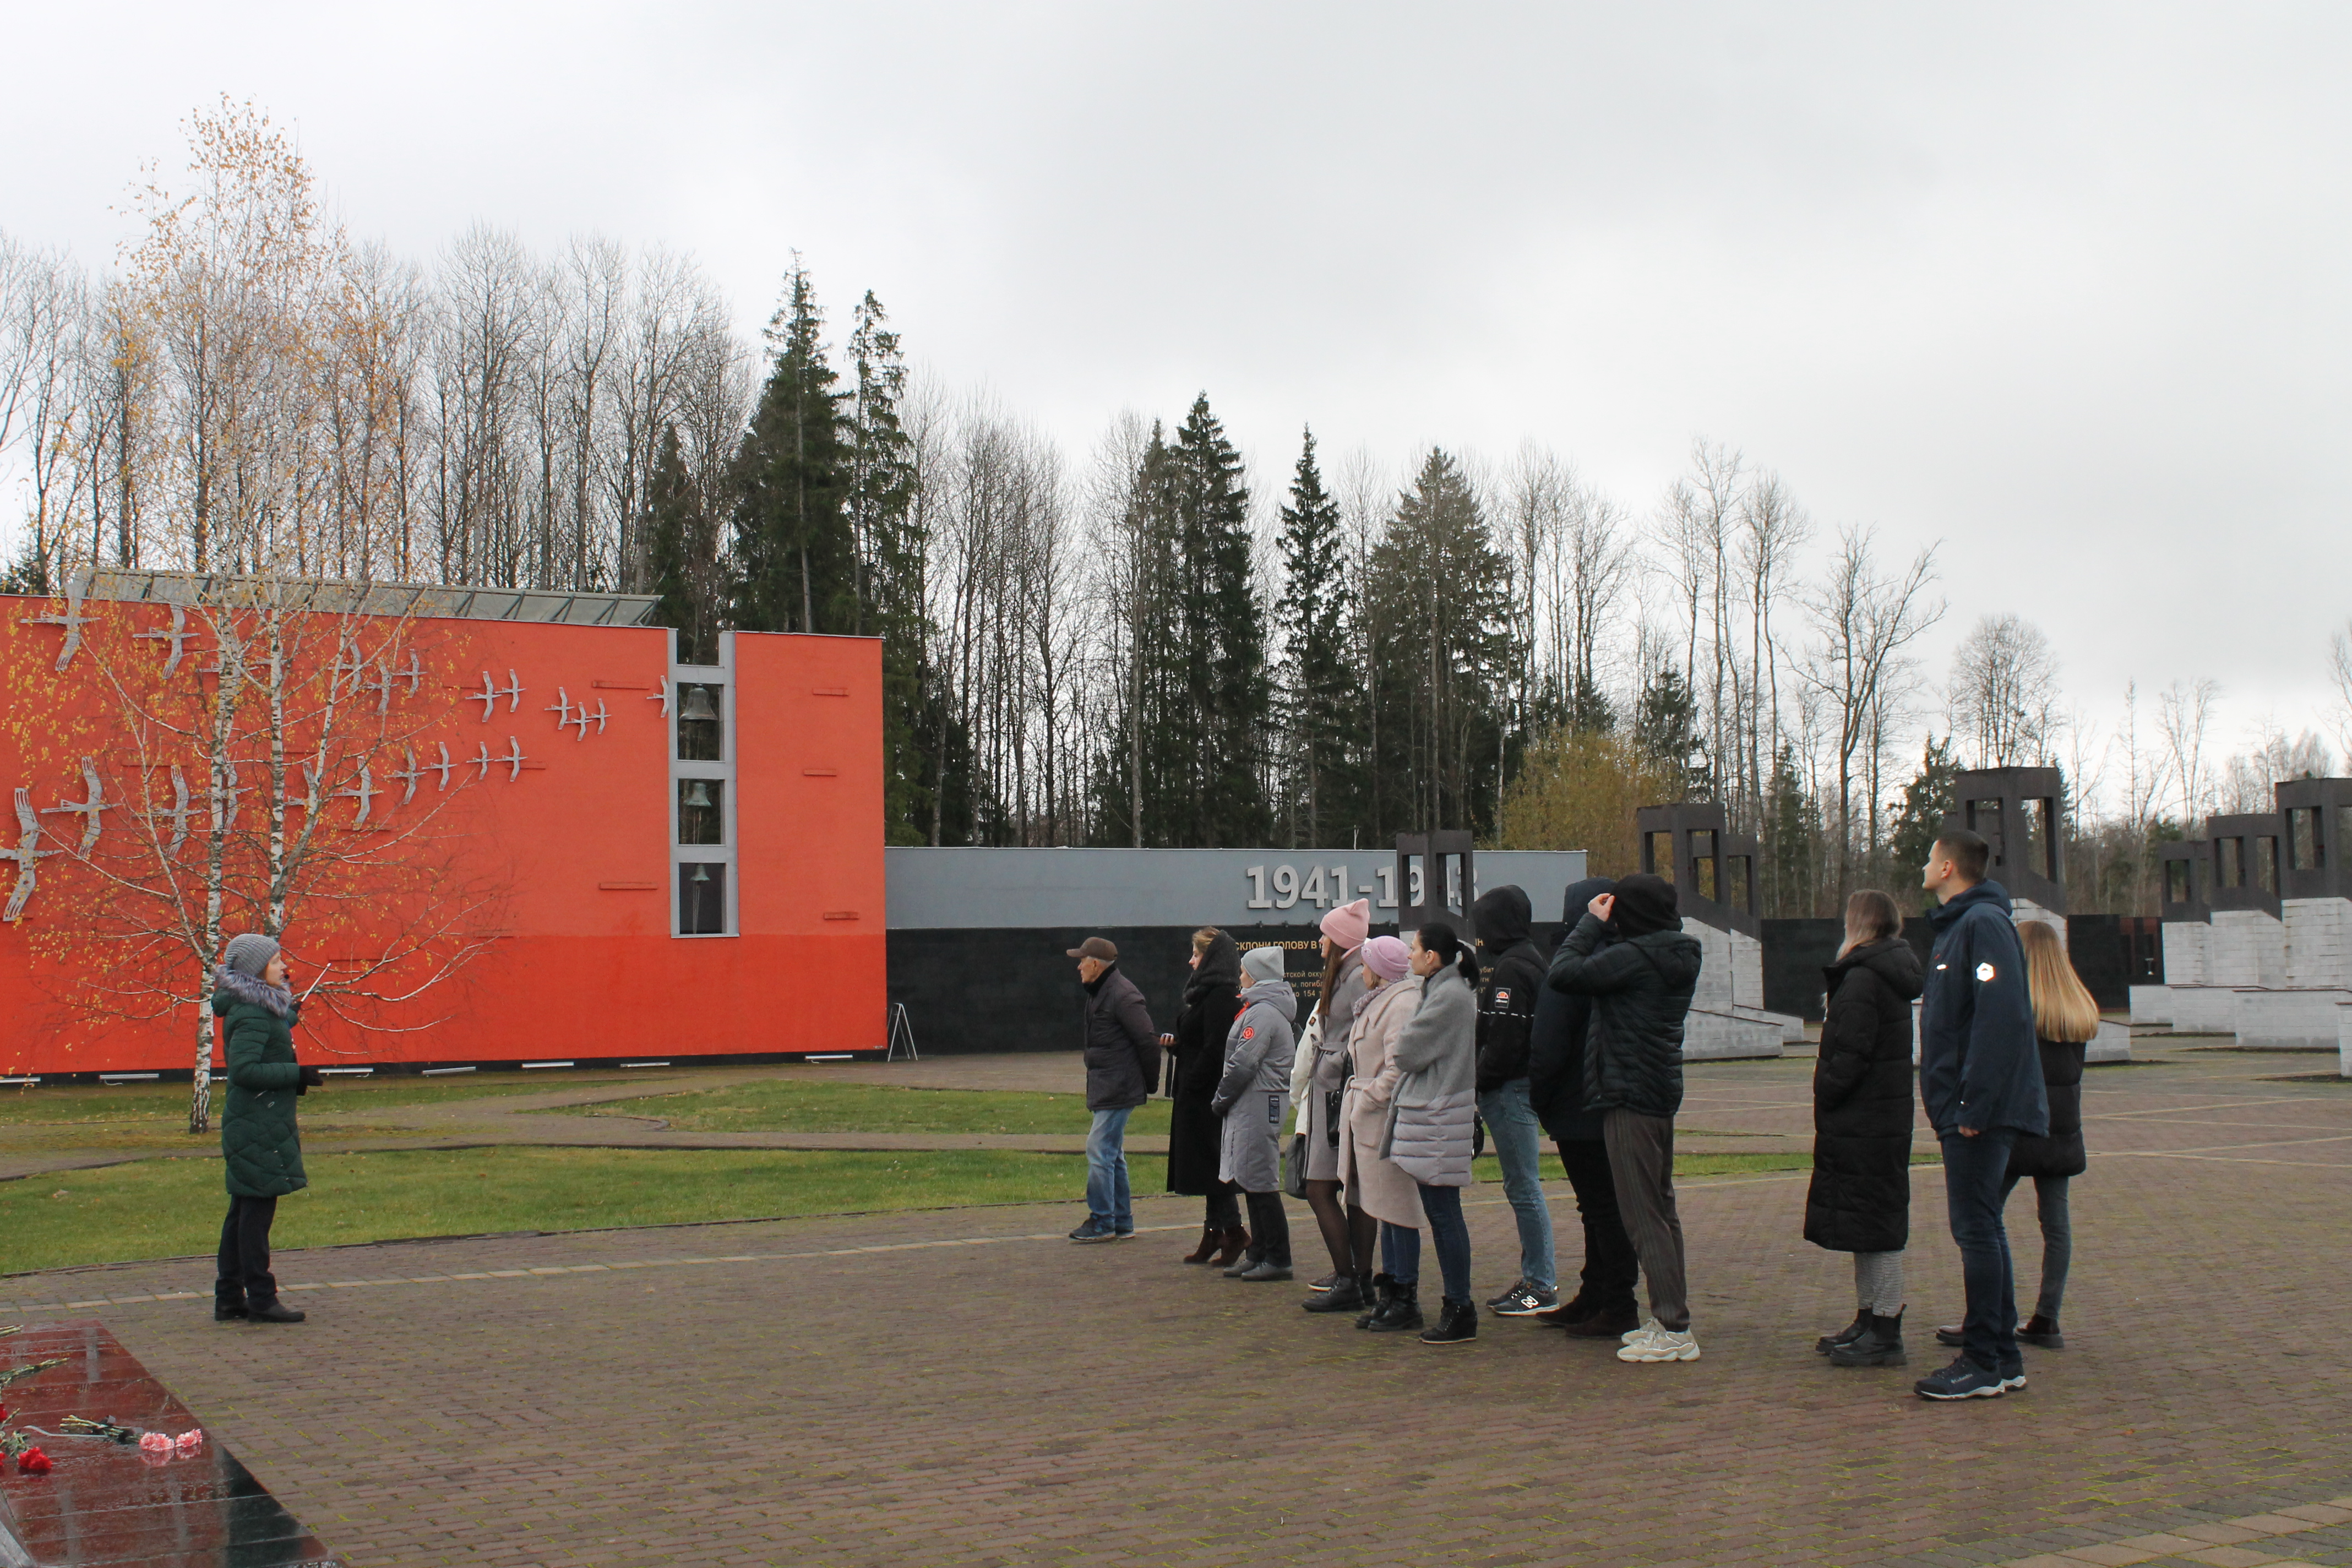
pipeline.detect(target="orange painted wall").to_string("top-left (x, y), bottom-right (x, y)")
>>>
top-left (0, 594), bottom-right (885, 1075)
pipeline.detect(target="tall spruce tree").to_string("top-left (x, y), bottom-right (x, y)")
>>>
top-left (730, 261), bottom-right (854, 635)
top-left (844, 290), bottom-right (929, 843)
top-left (1890, 733), bottom-right (1962, 906)
top-left (643, 425), bottom-right (718, 664)
top-left (1277, 427), bottom-right (1356, 845)
top-left (1167, 394), bottom-right (1269, 846)
top-left (1634, 667), bottom-right (1709, 799)
top-left (1362, 449), bottom-right (1515, 837)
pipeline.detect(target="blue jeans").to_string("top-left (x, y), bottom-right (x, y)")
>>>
top-left (2002, 1172), bottom-right (2072, 1322)
top-left (1379, 1219), bottom-right (1420, 1282)
top-left (1087, 1106), bottom-right (1134, 1231)
top-left (1941, 1130), bottom-right (2019, 1374)
top-left (1478, 1080), bottom-right (1556, 1288)
top-left (1416, 1183), bottom-right (1474, 1303)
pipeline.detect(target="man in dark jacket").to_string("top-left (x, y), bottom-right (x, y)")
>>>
top-left (1472, 885), bottom-right (1557, 1316)
top-left (1912, 829), bottom-right (2049, 1401)
top-left (1069, 936), bottom-right (1159, 1243)
top-left (1526, 875), bottom-right (1641, 1335)
top-left (1548, 873), bottom-right (1705, 1364)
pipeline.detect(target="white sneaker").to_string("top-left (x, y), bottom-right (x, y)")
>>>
top-left (1621, 1316), bottom-right (1661, 1345)
top-left (1618, 1326), bottom-right (1701, 1363)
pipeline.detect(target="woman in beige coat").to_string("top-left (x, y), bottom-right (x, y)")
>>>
top-left (1335, 934), bottom-right (1426, 1333)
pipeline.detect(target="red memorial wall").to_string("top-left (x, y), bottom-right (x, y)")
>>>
top-left (0, 584), bottom-right (886, 1077)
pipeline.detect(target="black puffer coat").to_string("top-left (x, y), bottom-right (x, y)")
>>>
top-left (1528, 876), bottom-right (1616, 1141)
top-left (2004, 1038), bottom-right (2088, 1179)
top-left (1081, 964), bottom-right (1159, 1112)
top-left (1166, 934), bottom-right (1241, 1195)
top-left (1472, 886), bottom-right (1545, 1094)
top-left (1804, 938), bottom-right (1923, 1254)
top-left (1546, 912), bottom-right (1704, 1120)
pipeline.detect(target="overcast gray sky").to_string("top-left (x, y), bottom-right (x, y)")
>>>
top-left (7, 3), bottom-right (2348, 771)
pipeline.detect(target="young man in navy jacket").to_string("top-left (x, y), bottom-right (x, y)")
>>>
top-left (1913, 827), bottom-right (2049, 1400)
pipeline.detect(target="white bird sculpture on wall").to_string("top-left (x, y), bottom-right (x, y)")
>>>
top-left (18, 566), bottom-right (92, 672)
top-left (159, 765), bottom-right (198, 858)
top-left (498, 737), bottom-right (529, 782)
top-left (467, 743), bottom-right (493, 783)
top-left (388, 651), bottom-right (426, 696)
top-left (580, 700), bottom-right (609, 737)
top-left (429, 743), bottom-right (455, 792)
top-left (469, 671), bottom-right (499, 721)
top-left (335, 763), bottom-right (378, 826)
top-left (134, 604), bottom-right (197, 679)
top-left (42, 759), bottom-right (109, 853)
top-left (391, 747), bottom-right (425, 805)
top-left (547, 688), bottom-right (577, 731)
top-left (498, 669), bottom-right (525, 711)
top-left (4, 788), bottom-right (57, 922)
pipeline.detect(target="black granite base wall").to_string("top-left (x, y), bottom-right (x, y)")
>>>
top-left (886, 921), bottom-right (1571, 1055)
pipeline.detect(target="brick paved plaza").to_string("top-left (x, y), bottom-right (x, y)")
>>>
top-left (6, 1046), bottom-right (2349, 1567)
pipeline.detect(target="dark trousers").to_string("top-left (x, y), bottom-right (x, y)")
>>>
top-left (1603, 1110), bottom-right (1690, 1332)
top-left (1556, 1136), bottom-right (1641, 1314)
top-left (1415, 1183), bottom-right (1474, 1302)
top-left (1204, 1183), bottom-right (1243, 1231)
top-left (1242, 1189), bottom-right (1291, 1266)
top-left (216, 1194), bottom-right (279, 1309)
top-left (1941, 1130), bottom-right (2020, 1374)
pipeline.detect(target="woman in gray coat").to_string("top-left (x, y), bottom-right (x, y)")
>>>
top-left (1213, 945), bottom-right (1298, 1281)
top-left (1375, 923), bottom-right (1482, 1344)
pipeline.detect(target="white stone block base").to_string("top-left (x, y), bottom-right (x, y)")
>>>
top-left (2231, 988), bottom-right (2352, 1050)
top-left (1735, 1006), bottom-right (1807, 1043)
top-left (2086, 1020), bottom-right (2133, 1064)
top-left (1730, 929), bottom-right (1765, 1010)
top-left (2338, 1003), bottom-right (2352, 1079)
top-left (2160, 986), bottom-right (2239, 1034)
top-left (1680, 1009), bottom-right (1784, 1061)
top-left (2128, 986), bottom-right (2173, 1025)
top-left (2161, 922), bottom-right (2208, 987)
top-left (2283, 898), bottom-right (2352, 990)
top-left (2209, 910), bottom-right (2288, 988)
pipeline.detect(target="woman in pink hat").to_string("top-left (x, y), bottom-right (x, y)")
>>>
top-left (1298, 900), bottom-right (1373, 1313)
top-left (1334, 933), bottom-right (1427, 1333)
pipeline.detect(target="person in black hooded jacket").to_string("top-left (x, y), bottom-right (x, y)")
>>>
top-left (1471, 886), bottom-right (1558, 1317)
top-left (1162, 929), bottom-right (1246, 1266)
top-left (1526, 875), bottom-right (1641, 1336)
top-left (1548, 873), bottom-right (1706, 1364)
top-left (1806, 889), bottom-right (1924, 1368)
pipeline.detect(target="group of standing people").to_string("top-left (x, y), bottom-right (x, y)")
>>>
top-left (1071, 824), bottom-right (2097, 1400)
top-left (1070, 865), bottom-right (1712, 1364)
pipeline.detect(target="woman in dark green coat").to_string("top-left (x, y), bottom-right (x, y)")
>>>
top-left (213, 931), bottom-right (320, 1324)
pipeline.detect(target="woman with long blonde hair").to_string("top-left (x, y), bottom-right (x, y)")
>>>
top-left (1936, 919), bottom-right (2097, 1354)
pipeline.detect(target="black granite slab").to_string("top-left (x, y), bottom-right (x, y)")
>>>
top-left (0, 1322), bottom-right (337, 1567)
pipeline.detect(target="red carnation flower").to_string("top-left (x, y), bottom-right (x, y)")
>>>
top-left (18, 1447), bottom-right (52, 1474)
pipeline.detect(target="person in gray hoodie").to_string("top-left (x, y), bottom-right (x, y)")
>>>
top-left (1212, 944), bottom-right (1298, 1281)
top-left (1379, 922), bottom-right (1483, 1344)
top-left (1548, 873), bottom-right (1706, 1364)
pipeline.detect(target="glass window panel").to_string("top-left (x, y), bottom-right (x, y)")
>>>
top-left (678, 861), bottom-right (728, 935)
top-left (677, 684), bottom-right (724, 762)
top-left (678, 777), bottom-right (725, 846)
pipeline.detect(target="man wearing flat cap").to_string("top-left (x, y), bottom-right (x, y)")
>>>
top-left (1069, 936), bottom-right (1160, 1242)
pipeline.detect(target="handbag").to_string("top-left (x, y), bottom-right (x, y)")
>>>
top-left (1282, 1131), bottom-right (1308, 1198)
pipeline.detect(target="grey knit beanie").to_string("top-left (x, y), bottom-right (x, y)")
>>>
top-left (221, 932), bottom-right (281, 978)
top-left (1240, 945), bottom-right (1286, 985)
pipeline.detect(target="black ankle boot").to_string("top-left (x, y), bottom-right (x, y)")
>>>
top-left (1353, 1273), bottom-right (1395, 1330)
top-left (1816, 1310), bottom-right (1868, 1355)
top-left (1419, 1297), bottom-right (1478, 1344)
top-left (1303, 1272), bottom-right (1368, 1313)
top-left (1366, 1280), bottom-right (1424, 1333)
top-left (247, 1300), bottom-right (307, 1325)
top-left (1828, 1308), bottom-right (1904, 1366)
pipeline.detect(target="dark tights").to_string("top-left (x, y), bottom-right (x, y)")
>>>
top-left (1303, 1178), bottom-right (1352, 1274)
top-left (1345, 1203), bottom-right (1378, 1276)
top-left (1204, 1183), bottom-right (1242, 1231)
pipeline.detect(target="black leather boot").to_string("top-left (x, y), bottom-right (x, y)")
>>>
top-left (1353, 1273), bottom-right (1395, 1330)
top-left (1828, 1308), bottom-right (1904, 1366)
top-left (1816, 1310), bottom-right (1868, 1355)
top-left (1304, 1272), bottom-right (1369, 1313)
top-left (247, 1299), bottom-right (307, 1325)
top-left (1419, 1296), bottom-right (1478, 1344)
top-left (1366, 1280), bottom-right (1424, 1333)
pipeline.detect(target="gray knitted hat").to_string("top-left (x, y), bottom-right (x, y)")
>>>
top-left (1240, 945), bottom-right (1286, 985)
top-left (220, 932), bottom-right (281, 979)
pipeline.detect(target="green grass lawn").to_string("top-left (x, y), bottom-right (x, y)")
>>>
top-left (0, 1141), bottom-right (1897, 1275)
top-left (0, 1072), bottom-right (636, 1129)
top-left (561, 1079), bottom-right (1174, 1137)
top-left (3, 1147), bottom-right (1172, 1275)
